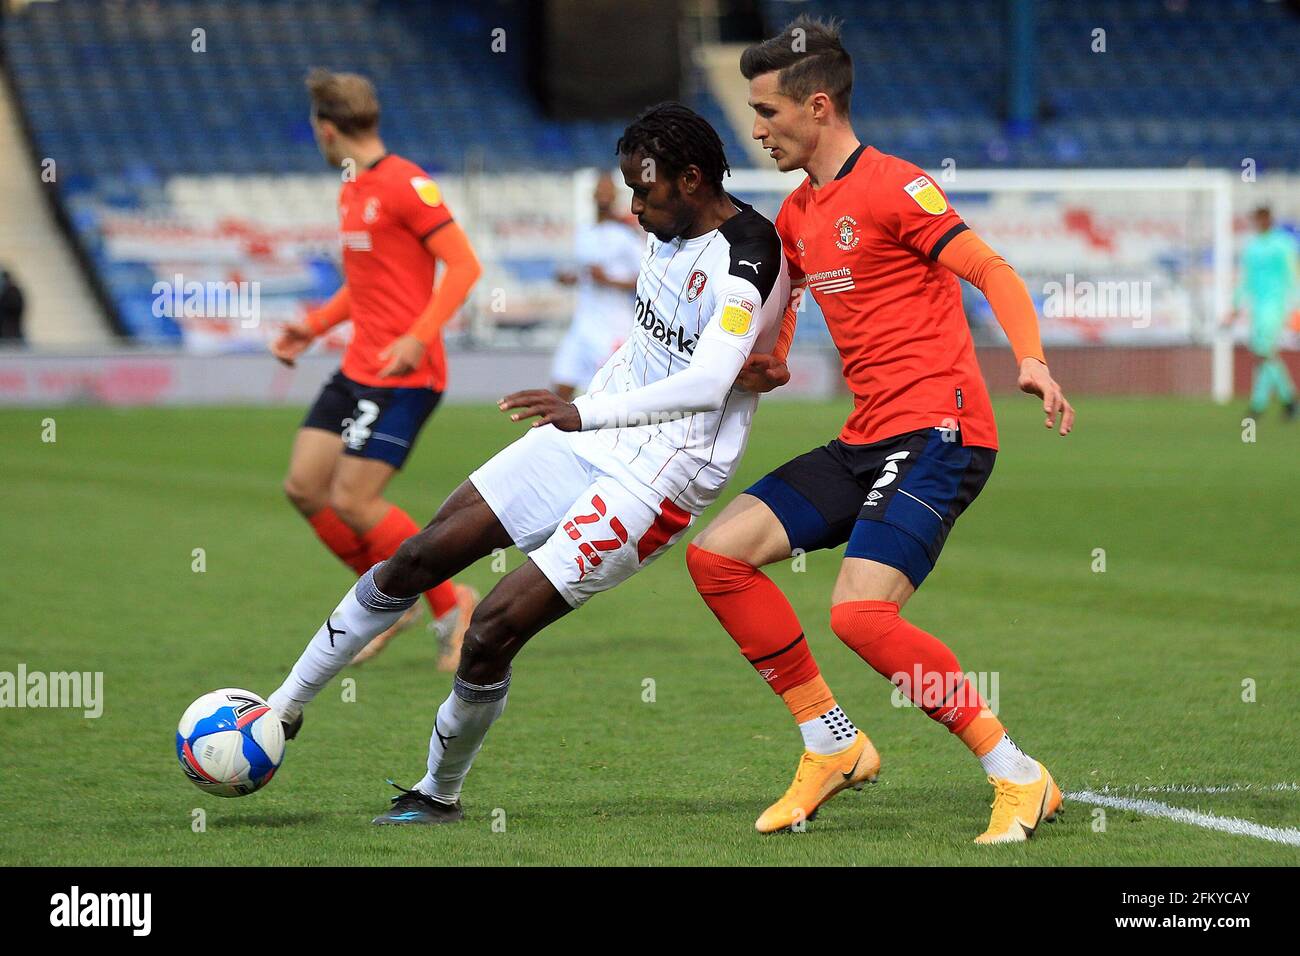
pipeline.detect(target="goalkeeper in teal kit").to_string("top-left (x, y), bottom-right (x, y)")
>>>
top-left (1229, 206), bottom-right (1299, 420)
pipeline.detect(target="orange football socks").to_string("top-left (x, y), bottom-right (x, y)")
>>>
top-left (686, 544), bottom-right (821, 697)
top-left (687, 544), bottom-right (861, 753)
top-left (957, 708), bottom-right (1006, 758)
top-left (830, 600), bottom-right (991, 744)
top-left (360, 505), bottom-right (458, 617)
top-left (307, 506), bottom-right (373, 576)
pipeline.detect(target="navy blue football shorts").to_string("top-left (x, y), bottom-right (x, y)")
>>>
top-left (744, 427), bottom-right (996, 589)
top-left (302, 370), bottom-right (441, 469)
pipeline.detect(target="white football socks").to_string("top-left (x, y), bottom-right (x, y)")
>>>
top-left (268, 563), bottom-right (417, 722)
top-left (799, 704), bottom-right (858, 755)
top-left (979, 733), bottom-right (1042, 784)
top-left (415, 672), bottom-right (511, 804)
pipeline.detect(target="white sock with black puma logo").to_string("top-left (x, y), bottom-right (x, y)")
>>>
top-left (415, 672), bottom-right (511, 803)
top-left (268, 564), bottom-right (416, 723)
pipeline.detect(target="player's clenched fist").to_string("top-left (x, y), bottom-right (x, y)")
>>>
top-left (499, 389), bottom-right (581, 431)
top-left (270, 321), bottom-right (315, 367)
top-left (1017, 357), bottom-right (1075, 436)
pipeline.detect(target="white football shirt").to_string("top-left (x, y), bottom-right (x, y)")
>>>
top-left (570, 197), bottom-right (789, 515)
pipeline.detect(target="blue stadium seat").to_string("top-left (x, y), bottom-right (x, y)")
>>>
top-left (5, 0), bottom-right (1298, 340)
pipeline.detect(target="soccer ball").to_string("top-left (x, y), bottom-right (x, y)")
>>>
top-left (176, 688), bottom-right (285, 797)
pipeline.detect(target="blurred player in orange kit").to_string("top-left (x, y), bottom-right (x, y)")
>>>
top-left (270, 69), bottom-right (479, 668)
top-left (687, 17), bottom-right (1075, 843)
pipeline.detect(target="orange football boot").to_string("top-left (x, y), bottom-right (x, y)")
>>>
top-left (755, 731), bottom-right (880, 833)
top-left (974, 761), bottom-right (1063, 844)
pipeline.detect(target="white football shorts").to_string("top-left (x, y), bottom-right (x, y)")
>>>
top-left (469, 424), bottom-right (695, 607)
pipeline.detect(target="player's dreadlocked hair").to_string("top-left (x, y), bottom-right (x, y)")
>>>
top-left (616, 102), bottom-right (730, 193)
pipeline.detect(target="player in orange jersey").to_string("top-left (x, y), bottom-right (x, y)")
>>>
top-left (686, 17), bottom-right (1074, 842)
top-left (270, 69), bottom-right (478, 669)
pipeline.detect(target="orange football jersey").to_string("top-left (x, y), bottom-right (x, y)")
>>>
top-left (777, 146), bottom-right (998, 449)
top-left (337, 154), bottom-right (453, 390)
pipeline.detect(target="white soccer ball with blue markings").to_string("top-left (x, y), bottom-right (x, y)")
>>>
top-left (176, 688), bottom-right (285, 797)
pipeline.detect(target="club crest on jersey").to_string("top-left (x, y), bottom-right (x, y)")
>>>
top-left (363, 196), bottom-right (381, 223)
top-left (720, 294), bottom-right (755, 336)
top-left (685, 269), bottom-right (708, 302)
top-left (410, 176), bottom-right (443, 207)
top-left (834, 215), bottom-right (860, 251)
top-left (904, 175), bottom-right (947, 214)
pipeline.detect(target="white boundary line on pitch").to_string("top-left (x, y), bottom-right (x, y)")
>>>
top-left (1067, 790), bottom-right (1300, 847)
top-left (1093, 783), bottom-right (1300, 796)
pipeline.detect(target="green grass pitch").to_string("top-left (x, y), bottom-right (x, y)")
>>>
top-left (1, 397), bottom-right (1297, 865)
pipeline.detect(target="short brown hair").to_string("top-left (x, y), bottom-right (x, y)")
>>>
top-left (740, 15), bottom-right (853, 117)
top-left (305, 68), bottom-right (380, 135)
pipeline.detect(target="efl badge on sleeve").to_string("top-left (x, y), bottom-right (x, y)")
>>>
top-left (720, 294), bottom-right (755, 336)
top-left (410, 176), bottom-right (443, 206)
top-left (904, 176), bottom-right (947, 214)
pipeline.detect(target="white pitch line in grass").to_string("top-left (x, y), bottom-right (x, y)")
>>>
top-left (1067, 790), bottom-right (1300, 847)
top-left (1094, 783), bottom-right (1299, 796)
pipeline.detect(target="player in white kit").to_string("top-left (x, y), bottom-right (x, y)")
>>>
top-left (265, 104), bottom-right (790, 824)
top-left (551, 171), bottom-right (643, 400)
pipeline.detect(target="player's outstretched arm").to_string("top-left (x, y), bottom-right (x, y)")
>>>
top-left (378, 223), bottom-right (483, 378)
top-left (272, 286), bottom-right (350, 366)
top-left (937, 229), bottom-right (1074, 435)
top-left (501, 334), bottom-right (750, 432)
